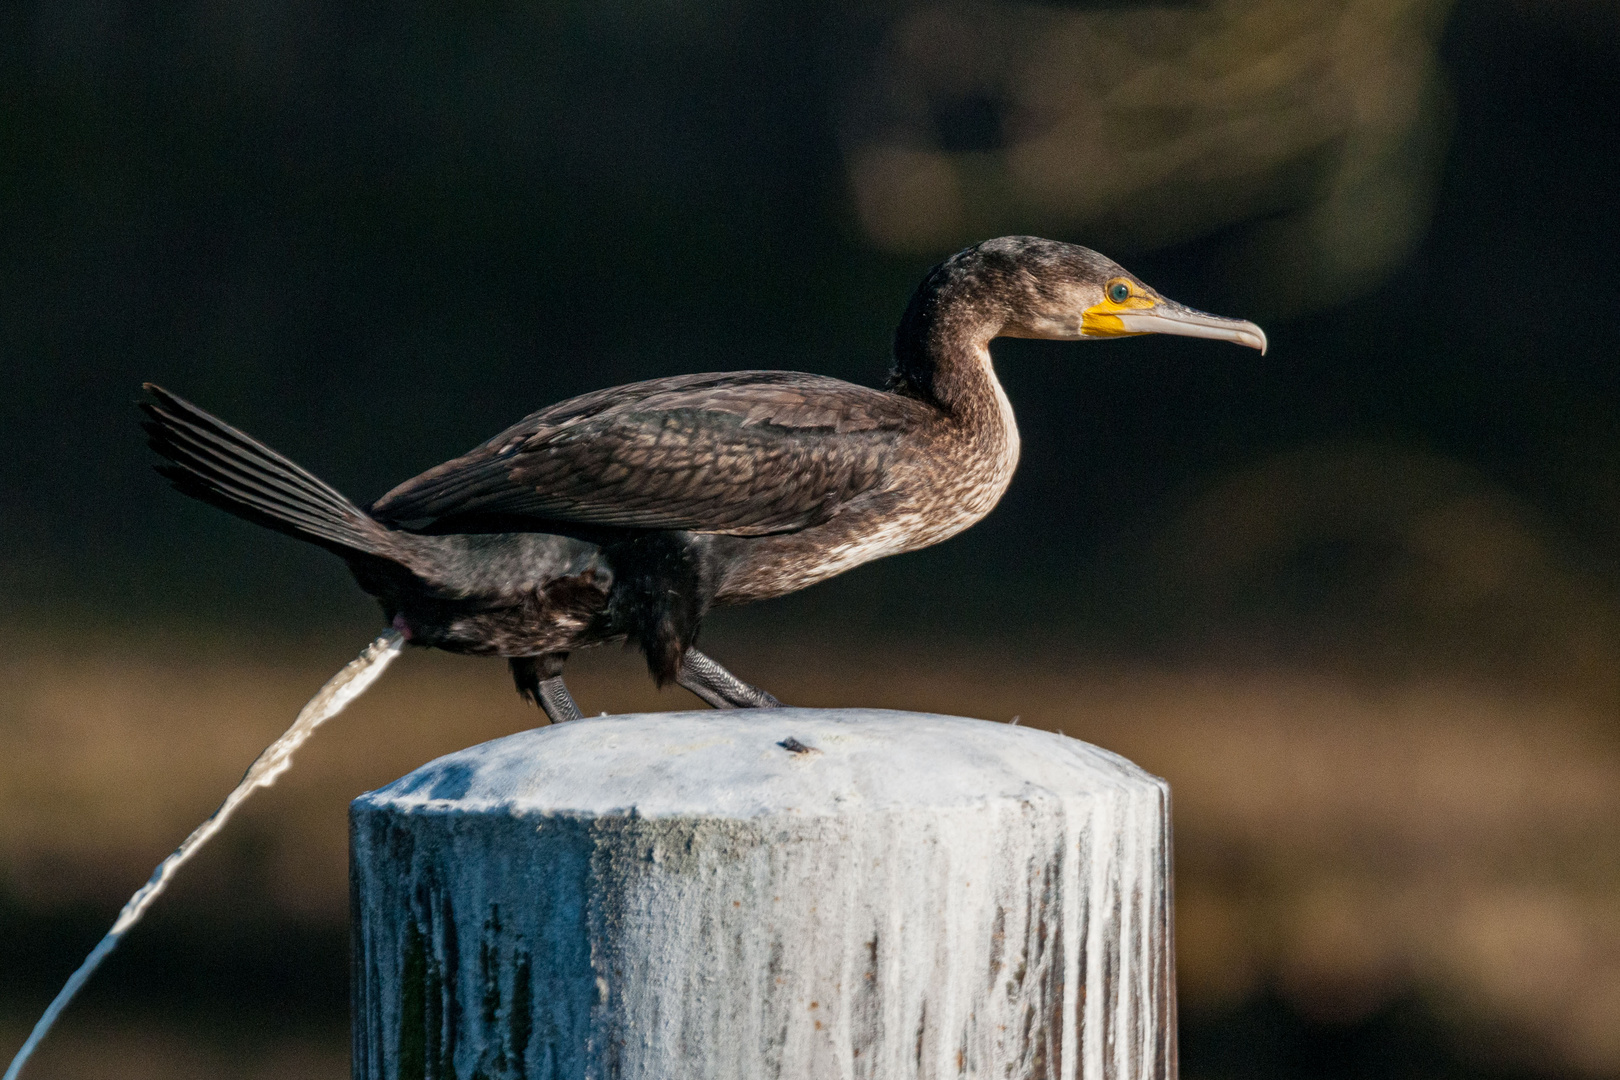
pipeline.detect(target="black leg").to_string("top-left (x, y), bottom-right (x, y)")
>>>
top-left (510, 653), bottom-right (583, 724)
top-left (677, 648), bottom-right (782, 710)
top-left (537, 675), bottom-right (583, 724)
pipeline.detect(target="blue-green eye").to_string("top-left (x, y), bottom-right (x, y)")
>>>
top-left (1108, 282), bottom-right (1131, 303)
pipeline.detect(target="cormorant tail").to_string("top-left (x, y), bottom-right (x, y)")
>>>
top-left (140, 384), bottom-right (394, 558)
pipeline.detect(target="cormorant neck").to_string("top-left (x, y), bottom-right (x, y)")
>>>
top-left (887, 260), bottom-right (1010, 415)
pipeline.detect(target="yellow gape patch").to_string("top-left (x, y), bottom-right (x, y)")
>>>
top-left (1081, 278), bottom-right (1157, 337)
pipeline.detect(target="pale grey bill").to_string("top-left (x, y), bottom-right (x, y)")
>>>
top-left (1116, 308), bottom-right (1268, 354)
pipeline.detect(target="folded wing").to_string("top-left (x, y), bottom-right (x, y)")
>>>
top-left (370, 372), bottom-right (931, 536)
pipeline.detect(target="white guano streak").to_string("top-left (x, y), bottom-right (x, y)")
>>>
top-left (2, 629), bottom-right (406, 1080)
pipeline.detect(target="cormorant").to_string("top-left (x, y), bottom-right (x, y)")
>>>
top-left (141, 236), bottom-right (1265, 723)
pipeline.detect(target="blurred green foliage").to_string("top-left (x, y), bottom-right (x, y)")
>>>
top-left (0, 0), bottom-right (1616, 649)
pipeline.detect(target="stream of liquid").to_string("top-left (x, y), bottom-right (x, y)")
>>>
top-left (2, 629), bottom-right (406, 1080)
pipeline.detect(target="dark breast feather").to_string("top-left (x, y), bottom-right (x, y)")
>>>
top-left (369, 372), bottom-right (936, 537)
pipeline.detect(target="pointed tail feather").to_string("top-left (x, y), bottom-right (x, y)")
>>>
top-left (140, 384), bottom-right (393, 558)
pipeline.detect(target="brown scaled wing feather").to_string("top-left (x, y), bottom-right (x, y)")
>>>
top-left (369, 372), bottom-right (934, 536)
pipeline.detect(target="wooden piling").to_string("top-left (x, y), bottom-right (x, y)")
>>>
top-left (350, 708), bottom-right (1176, 1080)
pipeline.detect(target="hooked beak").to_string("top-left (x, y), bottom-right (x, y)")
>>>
top-left (1082, 297), bottom-right (1268, 354)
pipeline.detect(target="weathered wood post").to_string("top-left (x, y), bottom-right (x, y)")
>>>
top-left (350, 708), bottom-right (1176, 1080)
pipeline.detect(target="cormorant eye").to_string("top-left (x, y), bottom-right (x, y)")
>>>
top-left (1108, 282), bottom-right (1131, 304)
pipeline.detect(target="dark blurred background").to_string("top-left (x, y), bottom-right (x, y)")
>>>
top-left (2, 0), bottom-right (1618, 1076)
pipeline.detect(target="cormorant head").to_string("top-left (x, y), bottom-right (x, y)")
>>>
top-left (927, 235), bottom-right (1268, 354)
